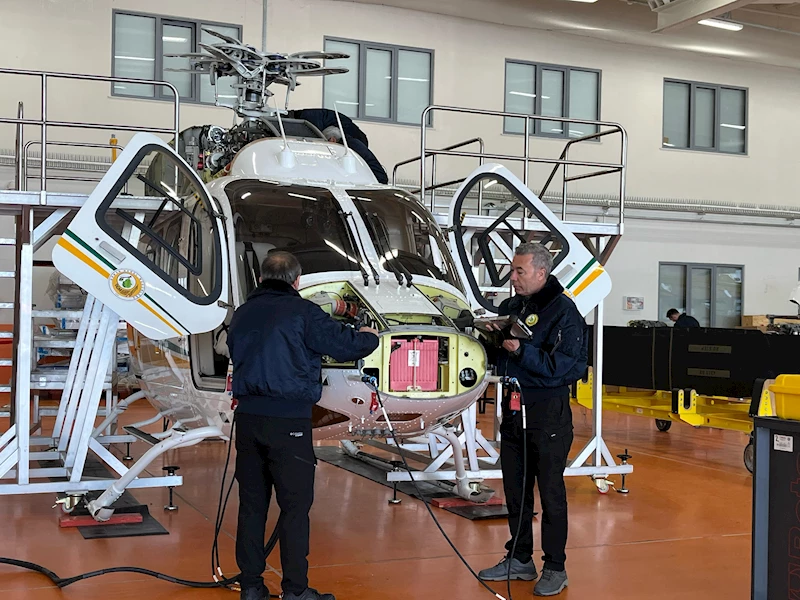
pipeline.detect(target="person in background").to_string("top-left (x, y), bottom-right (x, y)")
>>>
top-left (666, 308), bottom-right (700, 328)
top-left (321, 126), bottom-right (388, 184)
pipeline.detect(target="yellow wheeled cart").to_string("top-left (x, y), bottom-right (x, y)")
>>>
top-left (572, 369), bottom-right (777, 472)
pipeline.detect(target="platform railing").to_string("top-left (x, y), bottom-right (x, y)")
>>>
top-left (417, 105), bottom-right (627, 227)
top-left (392, 137), bottom-right (485, 210)
top-left (0, 68), bottom-right (179, 199)
top-left (22, 140), bottom-right (127, 192)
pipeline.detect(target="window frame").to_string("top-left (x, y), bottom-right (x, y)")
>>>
top-left (658, 261), bottom-right (745, 328)
top-left (322, 36), bottom-right (435, 126)
top-left (662, 78), bottom-right (749, 155)
top-left (502, 58), bottom-right (602, 139)
top-left (111, 9), bottom-right (242, 105)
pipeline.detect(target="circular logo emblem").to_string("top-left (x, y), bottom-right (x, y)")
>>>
top-left (110, 269), bottom-right (144, 301)
top-left (525, 314), bottom-right (539, 327)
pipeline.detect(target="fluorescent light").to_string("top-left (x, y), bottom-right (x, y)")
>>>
top-left (564, 0), bottom-right (598, 3)
top-left (721, 123), bottom-right (746, 130)
top-left (114, 55), bottom-right (155, 62)
top-left (241, 191), bottom-right (251, 199)
top-left (288, 192), bottom-right (317, 201)
top-left (698, 18), bottom-right (743, 31)
top-left (162, 36), bottom-right (188, 43)
top-left (509, 91), bottom-right (536, 98)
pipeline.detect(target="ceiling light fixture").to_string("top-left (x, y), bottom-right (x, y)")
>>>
top-left (564, 0), bottom-right (598, 3)
top-left (698, 18), bottom-right (743, 31)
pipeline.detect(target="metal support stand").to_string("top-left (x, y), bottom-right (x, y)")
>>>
top-left (616, 449), bottom-right (631, 494)
top-left (564, 301), bottom-right (633, 487)
top-left (163, 465), bottom-right (180, 510)
top-left (388, 462), bottom-right (402, 505)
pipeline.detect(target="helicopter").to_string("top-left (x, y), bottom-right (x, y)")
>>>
top-left (50, 31), bottom-right (613, 510)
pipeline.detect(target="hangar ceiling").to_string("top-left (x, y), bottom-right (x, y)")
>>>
top-left (350, 0), bottom-right (800, 69)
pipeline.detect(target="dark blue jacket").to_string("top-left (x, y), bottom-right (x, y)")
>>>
top-left (674, 313), bottom-right (700, 328)
top-left (291, 108), bottom-right (388, 183)
top-left (291, 108), bottom-right (369, 147)
top-left (349, 138), bottom-right (388, 184)
top-left (488, 275), bottom-right (588, 428)
top-left (227, 279), bottom-right (380, 419)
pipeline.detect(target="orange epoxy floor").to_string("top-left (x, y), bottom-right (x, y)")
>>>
top-left (0, 404), bottom-right (753, 599)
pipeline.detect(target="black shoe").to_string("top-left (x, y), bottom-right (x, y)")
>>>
top-left (240, 585), bottom-right (268, 600)
top-left (282, 588), bottom-right (335, 600)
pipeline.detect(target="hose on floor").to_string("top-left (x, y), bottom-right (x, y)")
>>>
top-left (363, 377), bottom-right (509, 600)
top-left (0, 411), bottom-right (281, 594)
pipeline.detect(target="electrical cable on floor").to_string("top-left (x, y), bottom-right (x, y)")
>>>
top-left (505, 381), bottom-right (527, 600)
top-left (363, 376), bottom-right (510, 600)
top-left (0, 411), bottom-right (281, 595)
top-left (0, 378), bottom-right (530, 600)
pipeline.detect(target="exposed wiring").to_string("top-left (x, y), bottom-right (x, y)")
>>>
top-left (505, 380), bottom-right (526, 600)
top-left (362, 375), bottom-right (507, 600)
top-left (0, 411), bottom-right (281, 595)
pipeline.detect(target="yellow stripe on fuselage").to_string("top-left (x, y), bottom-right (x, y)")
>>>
top-left (572, 267), bottom-right (604, 297)
top-left (57, 237), bottom-right (109, 278)
top-left (56, 237), bottom-right (184, 337)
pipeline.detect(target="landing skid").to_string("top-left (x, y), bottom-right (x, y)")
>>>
top-left (341, 402), bottom-right (500, 504)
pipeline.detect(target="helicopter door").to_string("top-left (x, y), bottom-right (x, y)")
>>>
top-left (447, 164), bottom-right (611, 317)
top-left (52, 133), bottom-right (229, 340)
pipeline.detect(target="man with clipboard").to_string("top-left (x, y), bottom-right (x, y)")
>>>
top-left (474, 243), bottom-right (588, 597)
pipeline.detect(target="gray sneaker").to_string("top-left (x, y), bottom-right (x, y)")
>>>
top-left (533, 569), bottom-right (568, 596)
top-left (478, 557), bottom-right (537, 581)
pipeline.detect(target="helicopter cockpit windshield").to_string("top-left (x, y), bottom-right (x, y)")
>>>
top-left (225, 180), bottom-right (365, 299)
top-left (347, 189), bottom-right (463, 292)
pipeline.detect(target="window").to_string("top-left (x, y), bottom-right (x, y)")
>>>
top-left (98, 145), bottom-right (224, 306)
top-left (503, 60), bottom-right (601, 138)
top-left (112, 10), bottom-right (242, 104)
top-left (224, 181), bottom-right (364, 300)
top-left (662, 79), bottom-right (747, 154)
top-left (347, 189), bottom-right (462, 291)
top-left (658, 262), bottom-right (743, 328)
top-left (323, 38), bottom-right (433, 125)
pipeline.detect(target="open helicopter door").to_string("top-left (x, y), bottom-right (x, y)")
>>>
top-left (447, 164), bottom-right (611, 317)
top-left (52, 133), bottom-right (229, 339)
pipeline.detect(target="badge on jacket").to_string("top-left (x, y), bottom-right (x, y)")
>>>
top-left (525, 314), bottom-right (539, 327)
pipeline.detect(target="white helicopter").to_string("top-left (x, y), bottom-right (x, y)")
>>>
top-left (50, 32), bottom-right (612, 509)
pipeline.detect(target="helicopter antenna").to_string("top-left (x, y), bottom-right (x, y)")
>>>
top-left (334, 102), bottom-right (357, 174)
top-left (333, 102), bottom-right (351, 154)
top-left (272, 97), bottom-right (296, 168)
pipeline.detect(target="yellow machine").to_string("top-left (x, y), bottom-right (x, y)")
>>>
top-left (572, 369), bottom-right (779, 472)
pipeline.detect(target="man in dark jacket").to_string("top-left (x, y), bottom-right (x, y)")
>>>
top-left (289, 108), bottom-right (370, 147)
top-left (666, 308), bottom-right (700, 328)
top-left (227, 251), bottom-right (379, 600)
top-left (321, 125), bottom-right (388, 184)
top-left (477, 242), bottom-right (587, 597)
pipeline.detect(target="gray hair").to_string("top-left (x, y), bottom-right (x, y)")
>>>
top-left (261, 251), bottom-right (302, 285)
top-left (322, 126), bottom-right (343, 142)
top-left (515, 242), bottom-right (553, 277)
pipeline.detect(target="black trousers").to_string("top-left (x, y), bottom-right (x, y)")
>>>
top-left (500, 400), bottom-right (573, 572)
top-left (235, 413), bottom-right (316, 594)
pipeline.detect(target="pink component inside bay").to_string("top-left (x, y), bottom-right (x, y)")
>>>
top-left (389, 338), bottom-right (439, 392)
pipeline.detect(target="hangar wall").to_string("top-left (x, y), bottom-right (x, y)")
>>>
top-left (0, 0), bottom-right (797, 325)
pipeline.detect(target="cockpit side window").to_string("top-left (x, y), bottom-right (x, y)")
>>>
top-left (93, 145), bottom-right (223, 306)
top-left (347, 189), bottom-right (463, 292)
top-left (225, 180), bottom-right (364, 299)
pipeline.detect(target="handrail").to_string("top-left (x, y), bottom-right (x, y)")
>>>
top-left (0, 68), bottom-right (179, 197)
top-left (392, 137), bottom-right (484, 183)
top-left (14, 102), bottom-right (23, 190)
top-left (393, 137), bottom-right (485, 211)
top-left (418, 105), bottom-right (627, 227)
top-left (23, 141), bottom-right (127, 192)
